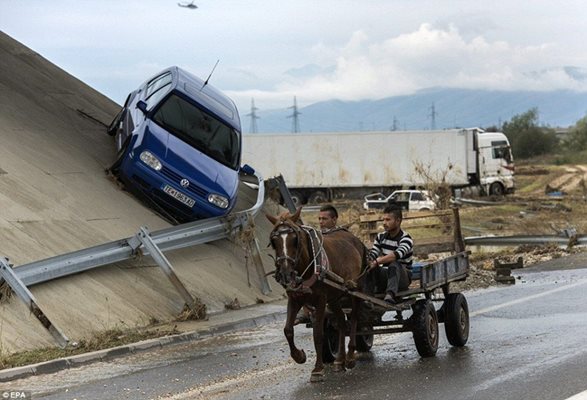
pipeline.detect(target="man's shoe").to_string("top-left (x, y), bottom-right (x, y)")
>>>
top-left (384, 293), bottom-right (396, 305)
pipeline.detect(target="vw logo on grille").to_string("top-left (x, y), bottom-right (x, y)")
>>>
top-left (180, 178), bottom-right (190, 188)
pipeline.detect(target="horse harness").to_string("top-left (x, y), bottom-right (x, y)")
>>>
top-left (270, 221), bottom-right (330, 293)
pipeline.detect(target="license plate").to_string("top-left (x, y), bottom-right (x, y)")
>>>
top-left (162, 185), bottom-right (195, 208)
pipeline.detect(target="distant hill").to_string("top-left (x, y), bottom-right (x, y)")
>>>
top-left (248, 88), bottom-right (587, 133)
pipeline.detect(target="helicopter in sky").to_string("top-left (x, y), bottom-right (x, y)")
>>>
top-left (177, 1), bottom-right (197, 9)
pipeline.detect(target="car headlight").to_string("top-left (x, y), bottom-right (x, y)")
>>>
top-left (140, 150), bottom-right (162, 171)
top-left (208, 193), bottom-right (229, 209)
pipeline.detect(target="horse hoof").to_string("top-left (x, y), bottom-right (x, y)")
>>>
top-left (332, 361), bottom-right (346, 372)
top-left (310, 370), bottom-right (325, 382)
top-left (345, 358), bottom-right (356, 370)
top-left (293, 349), bottom-right (307, 364)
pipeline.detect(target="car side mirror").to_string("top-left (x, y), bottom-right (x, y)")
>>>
top-left (240, 164), bottom-right (255, 175)
top-left (136, 100), bottom-right (148, 114)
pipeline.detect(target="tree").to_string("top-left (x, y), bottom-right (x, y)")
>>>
top-left (502, 108), bottom-right (558, 159)
top-left (564, 114), bottom-right (587, 152)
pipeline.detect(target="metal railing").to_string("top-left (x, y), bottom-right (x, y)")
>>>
top-left (0, 170), bottom-right (268, 347)
top-left (464, 234), bottom-right (587, 247)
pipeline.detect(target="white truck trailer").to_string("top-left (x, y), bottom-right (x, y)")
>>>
top-left (242, 128), bottom-right (515, 205)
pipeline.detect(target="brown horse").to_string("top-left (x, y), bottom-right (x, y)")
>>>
top-left (266, 208), bottom-right (368, 382)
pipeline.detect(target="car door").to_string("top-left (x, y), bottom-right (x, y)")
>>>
top-left (117, 71), bottom-right (174, 152)
top-left (409, 191), bottom-right (424, 210)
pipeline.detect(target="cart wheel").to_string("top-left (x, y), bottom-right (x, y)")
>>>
top-left (444, 293), bottom-right (469, 347)
top-left (322, 317), bottom-right (339, 363)
top-left (356, 330), bottom-right (374, 352)
top-left (411, 299), bottom-right (439, 357)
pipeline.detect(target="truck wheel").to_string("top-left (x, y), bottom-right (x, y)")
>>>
top-left (356, 331), bottom-right (374, 352)
top-left (308, 191), bottom-right (327, 204)
top-left (444, 293), bottom-right (469, 347)
top-left (289, 191), bottom-right (305, 207)
top-left (322, 317), bottom-right (339, 363)
top-left (411, 299), bottom-right (439, 357)
top-left (489, 182), bottom-right (505, 196)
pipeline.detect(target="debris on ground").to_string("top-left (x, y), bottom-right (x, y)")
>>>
top-left (176, 297), bottom-right (207, 321)
top-left (225, 297), bottom-right (241, 310)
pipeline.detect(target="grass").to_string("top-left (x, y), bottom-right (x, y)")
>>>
top-left (0, 325), bottom-right (179, 370)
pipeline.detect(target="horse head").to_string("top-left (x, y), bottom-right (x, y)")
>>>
top-left (266, 208), bottom-right (310, 288)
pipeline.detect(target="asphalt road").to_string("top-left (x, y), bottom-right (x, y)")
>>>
top-left (2, 265), bottom-right (587, 400)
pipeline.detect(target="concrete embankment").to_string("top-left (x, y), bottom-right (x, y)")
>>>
top-left (0, 32), bottom-right (283, 354)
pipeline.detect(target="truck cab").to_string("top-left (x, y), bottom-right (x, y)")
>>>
top-left (475, 131), bottom-right (515, 196)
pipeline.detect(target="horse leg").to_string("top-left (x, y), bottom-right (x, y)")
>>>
top-left (329, 301), bottom-right (347, 372)
top-left (284, 297), bottom-right (306, 364)
top-left (310, 296), bottom-right (327, 382)
top-left (346, 297), bottom-right (359, 369)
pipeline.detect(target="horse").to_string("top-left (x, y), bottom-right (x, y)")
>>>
top-left (266, 207), bottom-right (368, 382)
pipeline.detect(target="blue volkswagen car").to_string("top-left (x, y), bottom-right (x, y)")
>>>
top-left (107, 66), bottom-right (242, 223)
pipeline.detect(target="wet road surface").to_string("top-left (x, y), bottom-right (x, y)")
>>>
top-left (2, 267), bottom-right (587, 400)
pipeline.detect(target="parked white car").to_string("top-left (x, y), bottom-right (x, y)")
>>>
top-left (363, 190), bottom-right (436, 211)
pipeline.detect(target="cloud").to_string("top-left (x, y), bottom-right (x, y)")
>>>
top-left (228, 23), bottom-right (587, 111)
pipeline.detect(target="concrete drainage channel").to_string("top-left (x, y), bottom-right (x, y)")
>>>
top-left (0, 171), bottom-right (272, 348)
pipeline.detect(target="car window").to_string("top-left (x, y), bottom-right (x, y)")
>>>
top-left (394, 192), bottom-right (410, 202)
top-left (147, 72), bottom-right (172, 98)
top-left (411, 191), bottom-right (424, 201)
top-left (366, 193), bottom-right (385, 201)
top-left (152, 93), bottom-right (240, 169)
top-left (145, 73), bottom-right (173, 109)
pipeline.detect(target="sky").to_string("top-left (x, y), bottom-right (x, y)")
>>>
top-left (1, 0), bottom-right (587, 115)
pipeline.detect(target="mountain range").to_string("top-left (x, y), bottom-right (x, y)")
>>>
top-left (245, 87), bottom-right (587, 133)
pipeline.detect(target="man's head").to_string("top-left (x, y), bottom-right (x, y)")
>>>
top-left (319, 205), bottom-right (338, 231)
top-left (382, 204), bottom-right (403, 234)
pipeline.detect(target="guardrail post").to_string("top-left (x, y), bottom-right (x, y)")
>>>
top-left (0, 258), bottom-right (69, 348)
top-left (249, 236), bottom-right (272, 295)
top-left (135, 227), bottom-right (198, 311)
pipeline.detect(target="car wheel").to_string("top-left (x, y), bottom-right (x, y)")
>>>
top-left (106, 107), bottom-right (125, 137)
top-left (109, 135), bottom-right (131, 177)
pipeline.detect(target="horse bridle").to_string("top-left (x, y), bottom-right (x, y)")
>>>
top-left (269, 221), bottom-right (324, 288)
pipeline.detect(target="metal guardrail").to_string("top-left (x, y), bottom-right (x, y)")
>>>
top-left (464, 235), bottom-right (587, 247)
top-left (0, 170), bottom-right (267, 347)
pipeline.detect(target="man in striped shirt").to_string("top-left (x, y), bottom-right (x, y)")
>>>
top-left (366, 204), bottom-right (413, 304)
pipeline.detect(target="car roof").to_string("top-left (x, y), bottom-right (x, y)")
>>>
top-left (168, 66), bottom-right (241, 132)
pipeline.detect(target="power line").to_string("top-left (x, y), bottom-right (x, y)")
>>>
top-left (391, 115), bottom-right (399, 131)
top-left (287, 96), bottom-right (301, 133)
top-left (428, 102), bottom-right (438, 130)
top-left (245, 98), bottom-right (259, 133)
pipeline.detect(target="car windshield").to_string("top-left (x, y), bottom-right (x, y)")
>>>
top-left (152, 93), bottom-right (240, 169)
